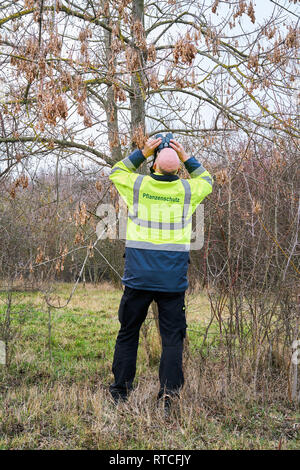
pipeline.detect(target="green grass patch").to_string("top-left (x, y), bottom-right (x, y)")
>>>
top-left (0, 282), bottom-right (299, 450)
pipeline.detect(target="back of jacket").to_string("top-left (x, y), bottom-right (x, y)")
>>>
top-left (109, 149), bottom-right (213, 292)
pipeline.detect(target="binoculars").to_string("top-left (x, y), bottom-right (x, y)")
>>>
top-left (150, 132), bottom-right (173, 173)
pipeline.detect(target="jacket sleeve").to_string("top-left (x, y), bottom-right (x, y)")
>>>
top-left (184, 157), bottom-right (213, 210)
top-left (109, 149), bottom-right (146, 209)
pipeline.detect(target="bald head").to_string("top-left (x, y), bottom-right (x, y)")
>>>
top-left (154, 148), bottom-right (180, 175)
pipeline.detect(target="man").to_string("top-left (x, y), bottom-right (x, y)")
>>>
top-left (108, 137), bottom-right (213, 409)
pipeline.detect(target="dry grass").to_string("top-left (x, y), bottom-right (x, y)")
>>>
top-left (0, 282), bottom-right (299, 450)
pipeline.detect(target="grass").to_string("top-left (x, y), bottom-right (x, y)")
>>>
top-left (0, 282), bottom-right (299, 450)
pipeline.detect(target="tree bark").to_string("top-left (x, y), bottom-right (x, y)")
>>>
top-left (103, 17), bottom-right (122, 163)
top-left (130, 0), bottom-right (146, 148)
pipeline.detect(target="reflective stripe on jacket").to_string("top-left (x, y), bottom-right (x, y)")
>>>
top-left (109, 149), bottom-right (213, 291)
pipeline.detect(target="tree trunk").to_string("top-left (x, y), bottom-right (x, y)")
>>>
top-left (103, 17), bottom-right (122, 163)
top-left (130, 0), bottom-right (146, 148)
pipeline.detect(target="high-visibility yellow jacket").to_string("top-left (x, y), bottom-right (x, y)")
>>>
top-left (109, 149), bottom-right (213, 291)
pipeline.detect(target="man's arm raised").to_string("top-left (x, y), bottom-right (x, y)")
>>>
top-left (170, 139), bottom-right (213, 205)
top-left (109, 137), bottom-right (162, 209)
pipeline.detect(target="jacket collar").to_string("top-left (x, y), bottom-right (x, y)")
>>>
top-left (150, 172), bottom-right (179, 182)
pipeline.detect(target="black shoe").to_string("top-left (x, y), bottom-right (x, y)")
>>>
top-left (111, 393), bottom-right (127, 406)
top-left (157, 393), bottom-right (172, 418)
top-left (163, 394), bottom-right (172, 418)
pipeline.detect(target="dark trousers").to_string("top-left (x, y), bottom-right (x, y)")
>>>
top-left (109, 286), bottom-right (187, 400)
